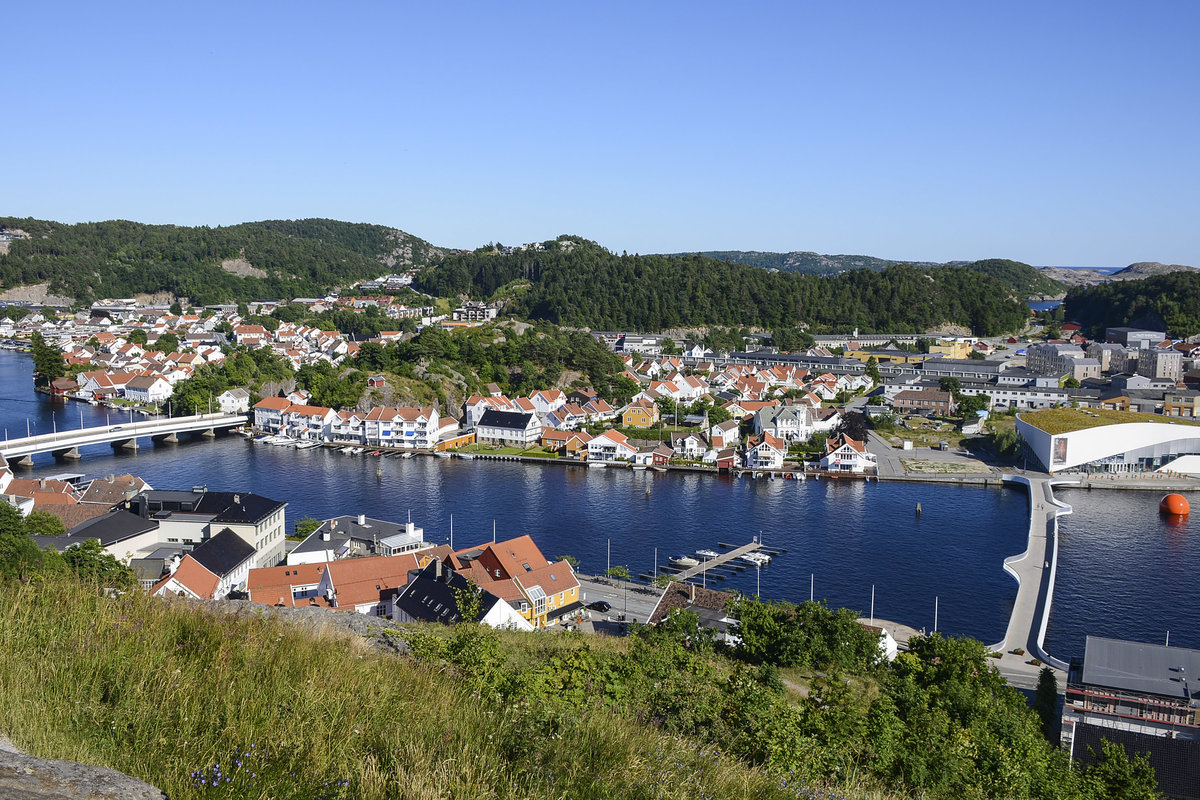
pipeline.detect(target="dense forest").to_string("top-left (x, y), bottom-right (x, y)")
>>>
top-left (689, 249), bottom-right (943, 273)
top-left (0, 218), bottom-right (443, 305)
top-left (1064, 271), bottom-right (1200, 338)
top-left (695, 252), bottom-right (1065, 298)
top-left (417, 237), bottom-right (1031, 335)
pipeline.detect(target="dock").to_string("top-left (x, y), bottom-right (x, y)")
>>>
top-left (672, 541), bottom-right (765, 582)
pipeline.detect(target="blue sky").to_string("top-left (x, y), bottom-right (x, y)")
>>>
top-left (3, 2), bottom-right (1198, 265)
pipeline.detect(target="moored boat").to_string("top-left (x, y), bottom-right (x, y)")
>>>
top-left (695, 549), bottom-right (719, 560)
top-left (669, 554), bottom-right (700, 569)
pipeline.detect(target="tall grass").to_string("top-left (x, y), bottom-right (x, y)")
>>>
top-left (0, 577), bottom-right (891, 800)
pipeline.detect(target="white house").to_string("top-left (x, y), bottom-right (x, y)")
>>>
top-left (587, 429), bottom-right (637, 463)
top-left (364, 405), bottom-right (440, 449)
top-left (217, 388), bottom-right (251, 413)
top-left (476, 409), bottom-right (541, 448)
top-left (753, 405), bottom-right (813, 443)
top-left (820, 435), bottom-right (877, 473)
top-left (745, 433), bottom-right (786, 469)
top-left (282, 404), bottom-right (338, 442)
top-left (253, 396), bottom-right (292, 431)
top-left (149, 529), bottom-right (256, 600)
top-left (123, 374), bottom-right (173, 404)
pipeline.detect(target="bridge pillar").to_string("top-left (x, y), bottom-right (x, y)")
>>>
top-left (53, 447), bottom-right (81, 460)
top-left (16, 455), bottom-right (34, 467)
top-left (153, 433), bottom-right (180, 444)
top-left (202, 428), bottom-right (216, 439)
top-left (120, 438), bottom-right (139, 451)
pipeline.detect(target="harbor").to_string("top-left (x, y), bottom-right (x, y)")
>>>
top-left (1, 351), bottom-right (1198, 659)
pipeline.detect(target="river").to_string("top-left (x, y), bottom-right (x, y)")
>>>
top-left (2, 351), bottom-right (1196, 656)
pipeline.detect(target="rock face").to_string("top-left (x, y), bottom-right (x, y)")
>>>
top-left (0, 748), bottom-right (167, 800)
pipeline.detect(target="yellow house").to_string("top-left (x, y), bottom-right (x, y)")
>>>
top-left (449, 535), bottom-right (582, 629)
top-left (928, 340), bottom-right (973, 359)
top-left (844, 348), bottom-right (930, 365)
top-left (621, 400), bottom-right (660, 428)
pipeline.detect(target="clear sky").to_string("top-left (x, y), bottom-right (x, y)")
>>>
top-left (3, 1), bottom-right (1198, 266)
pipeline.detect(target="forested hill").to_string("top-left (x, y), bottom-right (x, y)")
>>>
top-left (685, 250), bottom-right (944, 273)
top-left (0, 217), bottom-right (445, 305)
top-left (691, 251), bottom-right (1065, 298)
top-left (416, 236), bottom-right (1030, 335)
top-left (1064, 271), bottom-right (1200, 338)
top-left (965, 259), bottom-right (1066, 297)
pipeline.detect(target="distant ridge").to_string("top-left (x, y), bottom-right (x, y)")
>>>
top-left (682, 250), bottom-right (1065, 297)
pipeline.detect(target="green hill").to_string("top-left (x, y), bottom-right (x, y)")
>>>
top-left (417, 236), bottom-right (1030, 336)
top-left (0, 566), bottom-right (1159, 800)
top-left (0, 217), bottom-right (445, 306)
top-left (964, 259), bottom-right (1066, 298)
top-left (688, 250), bottom-right (943, 274)
top-left (1064, 270), bottom-right (1200, 338)
top-left (690, 251), bottom-right (1065, 298)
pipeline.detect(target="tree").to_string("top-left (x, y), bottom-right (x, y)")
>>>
top-left (30, 332), bottom-right (67, 385)
top-left (958, 394), bottom-right (990, 416)
top-left (293, 516), bottom-right (321, 539)
top-left (61, 539), bottom-right (136, 590)
top-left (128, 328), bottom-right (147, 346)
top-left (170, 301), bottom-right (183, 315)
top-left (865, 356), bottom-right (881, 384)
top-left (1082, 739), bottom-right (1160, 800)
top-left (0, 504), bottom-right (46, 581)
top-left (23, 510), bottom-right (65, 537)
top-left (1032, 666), bottom-right (1058, 740)
top-left (605, 565), bottom-right (631, 582)
top-left (554, 554), bottom-right (580, 569)
top-left (938, 377), bottom-right (962, 397)
top-left (1064, 377), bottom-right (1081, 389)
top-left (155, 332), bottom-right (180, 353)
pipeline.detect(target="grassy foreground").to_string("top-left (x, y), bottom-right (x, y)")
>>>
top-left (0, 577), bottom-right (884, 800)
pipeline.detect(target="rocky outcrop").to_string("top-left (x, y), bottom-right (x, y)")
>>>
top-left (0, 742), bottom-right (167, 800)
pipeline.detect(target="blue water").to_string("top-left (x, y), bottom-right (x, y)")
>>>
top-left (1045, 489), bottom-right (1200, 654)
top-left (1027, 300), bottom-right (1062, 312)
top-left (5, 351), bottom-right (1197, 658)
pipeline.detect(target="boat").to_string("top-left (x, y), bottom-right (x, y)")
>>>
top-left (294, 440), bottom-right (321, 449)
top-left (669, 555), bottom-right (700, 569)
top-left (458, 453), bottom-right (476, 461)
top-left (739, 552), bottom-right (771, 566)
top-left (369, 450), bottom-right (381, 456)
top-left (695, 549), bottom-right (720, 560)
top-left (588, 461), bottom-right (607, 469)
top-left (631, 463), bottom-right (649, 471)
top-left (435, 451), bottom-right (451, 459)
top-left (401, 452), bottom-right (414, 459)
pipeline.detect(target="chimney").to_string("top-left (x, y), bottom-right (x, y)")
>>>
top-left (321, 531), bottom-right (330, 542)
top-left (38, 479), bottom-right (45, 489)
top-left (690, 584), bottom-right (696, 604)
top-left (233, 494), bottom-right (241, 504)
top-left (330, 519), bottom-right (337, 529)
top-left (435, 558), bottom-right (442, 580)
top-left (357, 513), bottom-right (366, 525)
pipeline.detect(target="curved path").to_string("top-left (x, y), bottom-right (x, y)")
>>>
top-left (992, 475), bottom-right (1074, 685)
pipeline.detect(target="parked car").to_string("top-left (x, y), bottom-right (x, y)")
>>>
top-left (587, 600), bottom-right (611, 612)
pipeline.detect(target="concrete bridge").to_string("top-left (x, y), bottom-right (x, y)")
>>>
top-left (0, 412), bottom-right (247, 466)
top-left (991, 474), bottom-right (1076, 685)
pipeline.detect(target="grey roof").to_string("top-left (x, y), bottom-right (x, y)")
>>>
top-left (291, 515), bottom-right (415, 557)
top-left (189, 528), bottom-right (255, 577)
top-left (477, 409), bottom-right (535, 430)
top-left (393, 559), bottom-right (501, 624)
top-left (66, 510), bottom-right (159, 546)
top-left (1081, 636), bottom-right (1200, 702)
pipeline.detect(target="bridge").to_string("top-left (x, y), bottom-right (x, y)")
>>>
top-left (0, 412), bottom-right (248, 466)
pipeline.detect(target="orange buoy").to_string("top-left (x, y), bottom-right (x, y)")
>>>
top-left (1160, 493), bottom-right (1190, 516)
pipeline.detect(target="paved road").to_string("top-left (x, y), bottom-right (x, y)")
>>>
top-left (575, 574), bottom-right (663, 627)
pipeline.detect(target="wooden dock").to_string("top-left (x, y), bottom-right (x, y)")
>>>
top-left (673, 541), bottom-right (763, 582)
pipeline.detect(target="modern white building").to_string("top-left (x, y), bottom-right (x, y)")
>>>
top-left (1016, 409), bottom-right (1200, 474)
